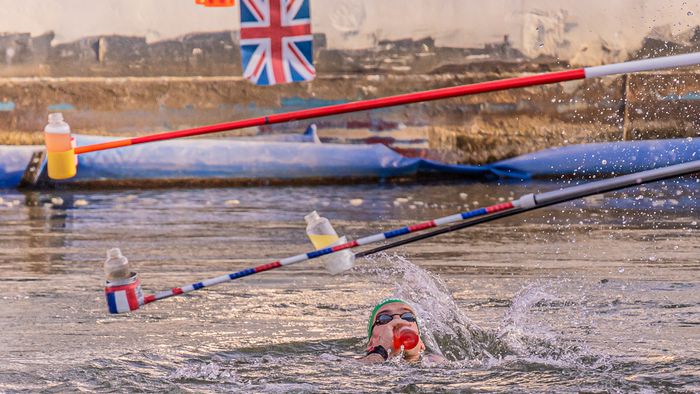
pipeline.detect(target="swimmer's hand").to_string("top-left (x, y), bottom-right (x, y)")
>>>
top-left (361, 328), bottom-right (395, 363)
top-left (360, 349), bottom-right (387, 364)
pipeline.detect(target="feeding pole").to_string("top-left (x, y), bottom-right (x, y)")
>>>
top-left (46, 52), bottom-right (700, 179)
top-left (105, 159), bottom-right (700, 313)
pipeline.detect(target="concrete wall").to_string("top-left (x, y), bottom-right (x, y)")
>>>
top-left (1, 0), bottom-right (699, 163)
top-left (0, 0), bottom-right (698, 61)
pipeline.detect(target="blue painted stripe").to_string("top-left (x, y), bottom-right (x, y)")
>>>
top-left (661, 92), bottom-right (700, 101)
top-left (307, 247), bottom-right (333, 259)
top-left (280, 97), bottom-right (346, 108)
top-left (383, 227), bottom-right (410, 239)
top-left (0, 101), bottom-right (15, 111)
top-left (193, 282), bottom-right (204, 290)
top-left (462, 208), bottom-right (487, 219)
top-left (106, 292), bottom-right (118, 314)
top-left (47, 103), bottom-right (76, 111)
top-left (229, 268), bottom-right (256, 280)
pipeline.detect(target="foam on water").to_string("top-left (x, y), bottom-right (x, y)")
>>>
top-left (170, 362), bottom-right (240, 384)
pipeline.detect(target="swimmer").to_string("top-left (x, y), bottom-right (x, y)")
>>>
top-left (361, 298), bottom-right (446, 364)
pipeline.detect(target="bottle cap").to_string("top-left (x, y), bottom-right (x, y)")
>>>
top-left (107, 248), bottom-right (123, 259)
top-left (48, 113), bottom-right (64, 123)
top-left (304, 211), bottom-right (320, 224)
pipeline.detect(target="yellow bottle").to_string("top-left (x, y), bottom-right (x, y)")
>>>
top-left (304, 211), bottom-right (355, 274)
top-left (44, 113), bottom-right (77, 179)
top-left (308, 233), bottom-right (340, 249)
top-left (44, 113), bottom-right (72, 151)
top-left (305, 211), bottom-right (339, 247)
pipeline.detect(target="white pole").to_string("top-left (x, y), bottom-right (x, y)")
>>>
top-left (584, 52), bottom-right (700, 78)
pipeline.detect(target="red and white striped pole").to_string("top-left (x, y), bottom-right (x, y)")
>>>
top-left (109, 159), bottom-right (700, 313)
top-left (69, 52), bottom-right (700, 158)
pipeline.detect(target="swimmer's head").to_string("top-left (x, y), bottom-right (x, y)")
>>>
top-left (366, 298), bottom-right (425, 360)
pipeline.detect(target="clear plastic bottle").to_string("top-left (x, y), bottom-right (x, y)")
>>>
top-left (104, 248), bottom-right (132, 281)
top-left (305, 211), bottom-right (339, 249)
top-left (304, 211), bottom-right (355, 274)
top-left (44, 113), bottom-right (72, 152)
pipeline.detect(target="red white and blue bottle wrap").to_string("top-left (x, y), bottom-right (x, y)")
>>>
top-left (105, 273), bottom-right (144, 314)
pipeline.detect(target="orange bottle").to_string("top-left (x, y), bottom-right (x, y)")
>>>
top-left (44, 113), bottom-right (72, 151)
top-left (44, 112), bottom-right (77, 179)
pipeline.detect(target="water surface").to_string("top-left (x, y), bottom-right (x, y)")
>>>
top-left (0, 178), bottom-right (698, 392)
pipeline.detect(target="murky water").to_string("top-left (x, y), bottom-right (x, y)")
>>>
top-left (0, 178), bottom-right (698, 392)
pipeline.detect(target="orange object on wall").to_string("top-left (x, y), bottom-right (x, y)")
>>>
top-left (195, 0), bottom-right (235, 6)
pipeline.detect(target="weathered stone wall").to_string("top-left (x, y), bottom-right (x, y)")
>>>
top-left (2, 0), bottom-right (698, 59)
top-left (0, 0), bottom-right (699, 163)
top-left (2, 66), bottom-right (699, 164)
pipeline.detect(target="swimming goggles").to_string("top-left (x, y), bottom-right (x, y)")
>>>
top-left (373, 311), bottom-right (417, 327)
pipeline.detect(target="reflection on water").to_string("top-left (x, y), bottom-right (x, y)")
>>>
top-left (0, 178), bottom-right (698, 392)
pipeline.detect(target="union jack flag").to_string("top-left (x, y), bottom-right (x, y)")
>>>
top-left (239, 0), bottom-right (315, 85)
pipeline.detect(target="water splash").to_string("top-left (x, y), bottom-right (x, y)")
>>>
top-left (357, 253), bottom-right (611, 371)
top-left (358, 253), bottom-right (502, 361)
top-left (495, 279), bottom-right (613, 372)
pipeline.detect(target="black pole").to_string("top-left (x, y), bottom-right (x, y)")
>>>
top-left (356, 160), bottom-right (700, 258)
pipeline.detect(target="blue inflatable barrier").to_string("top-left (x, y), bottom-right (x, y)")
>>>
top-left (490, 138), bottom-right (699, 178)
top-left (0, 135), bottom-right (697, 189)
top-left (66, 134), bottom-right (490, 182)
top-left (0, 145), bottom-right (38, 188)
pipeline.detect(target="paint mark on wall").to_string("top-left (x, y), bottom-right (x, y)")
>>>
top-left (47, 103), bottom-right (76, 111)
top-left (659, 92), bottom-right (700, 101)
top-left (0, 101), bottom-right (15, 111)
top-left (280, 97), bottom-right (347, 109)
